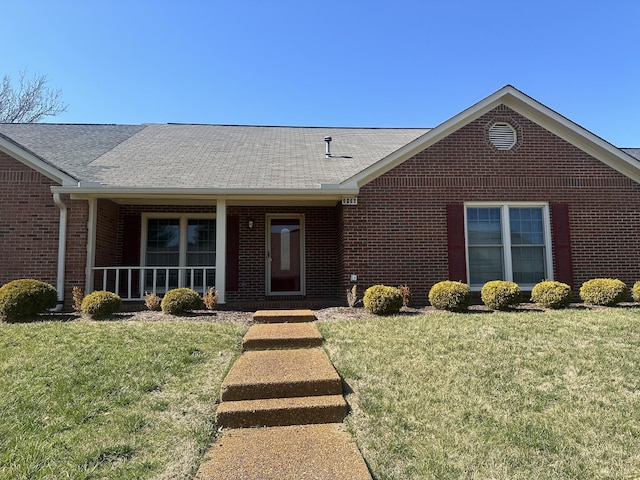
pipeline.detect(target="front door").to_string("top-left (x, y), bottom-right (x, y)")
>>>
top-left (267, 215), bottom-right (304, 295)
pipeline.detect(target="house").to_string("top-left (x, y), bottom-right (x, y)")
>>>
top-left (1, 85), bottom-right (639, 310)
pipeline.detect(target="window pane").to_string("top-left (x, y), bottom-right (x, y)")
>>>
top-left (187, 219), bottom-right (216, 257)
top-left (510, 208), bottom-right (544, 245)
top-left (469, 246), bottom-right (503, 285)
top-left (468, 208), bottom-right (502, 245)
top-left (512, 246), bottom-right (546, 284)
top-left (146, 219), bottom-right (179, 266)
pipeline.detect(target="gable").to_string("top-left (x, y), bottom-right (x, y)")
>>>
top-left (0, 149), bottom-right (60, 187)
top-left (368, 105), bottom-right (638, 193)
top-left (343, 86), bottom-right (640, 189)
top-left (0, 133), bottom-right (76, 186)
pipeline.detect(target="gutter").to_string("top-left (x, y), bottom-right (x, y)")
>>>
top-left (52, 193), bottom-right (67, 312)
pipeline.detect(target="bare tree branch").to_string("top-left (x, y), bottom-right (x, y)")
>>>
top-left (0, 70), bottom-right (68, 123)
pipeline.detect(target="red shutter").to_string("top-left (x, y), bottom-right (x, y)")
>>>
top-left (122, 214), bottom-right (141, 266)
top-left (447, 204), bottom-right (467, 282)
top-left (550, 203), bottom-right (573, 287)
top-left (121, 214), bottom-right (142, 296)
top-left (225, 215), bottom-right (240, 291)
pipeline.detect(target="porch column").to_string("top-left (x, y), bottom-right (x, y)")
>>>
top-left (215, 198), bottom-right (227, 304)
top-left (85, 198), bottom-right (98, 294)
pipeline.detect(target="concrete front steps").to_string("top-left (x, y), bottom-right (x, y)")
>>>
top-left (198, 310), bottom-right (372, 480)
top-left (216, 310), bottom-right (347, 429)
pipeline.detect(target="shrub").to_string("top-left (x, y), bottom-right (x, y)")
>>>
top-left (429, 281), bottom-right (472, 312)
top-left (161, 288), bottom-right (203, 315)
top-left (579, 278), bottom-right (627, 306)
top-left (398, 284), bottom-right (412, 307)
top-left (144, 291), bottom-right (161, 311)
top-left (203, 287), bottom-right (219, 310)
top-left (81, 291), bottom-right (122, 318)
top-left (531, 280), bottom-right (572, 309)
top-left (481, 280), bottom-right (522, 311)
top-left (633, 281), bottom-right (640, 302)
top-left (346, 284), bottom-right (359, 308)
top-left (363, 285), bottom-right (403, 315)
top-left (0, 279), bottom-right (57, 322)
top-left (72, 286), bottom-right (84, 313)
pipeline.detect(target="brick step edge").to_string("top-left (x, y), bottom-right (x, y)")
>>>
top-left (221, 378), bottom-right (343, 402)
top-left (242, 336), bottom-right (323, 351)
top-left (216, 395), bottom-right (347, 428)
top-left (252, 309), bottom-right (317, 323)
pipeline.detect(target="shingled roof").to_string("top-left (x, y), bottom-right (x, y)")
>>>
top-left (0, 123), bottom-right (429, 189)
top-left (622, 148), bottom-right (640, 161)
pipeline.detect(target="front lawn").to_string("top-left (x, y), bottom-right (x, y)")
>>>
top-left (319, 308), bottom-right (640, 479)
top-left (0, 319), bottom-right (244, 479)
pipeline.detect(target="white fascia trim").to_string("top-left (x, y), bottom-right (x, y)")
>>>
top-left (0, 137), bottom-right (77, 186)
top-left (50, 186), bottom-right (359, 197)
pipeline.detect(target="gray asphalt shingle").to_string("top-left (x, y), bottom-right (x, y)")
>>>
top-left (0, 123), bottom-right (429, 189)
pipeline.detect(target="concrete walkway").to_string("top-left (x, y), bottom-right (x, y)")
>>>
top-left (196, 309), bottom-right (372, 480)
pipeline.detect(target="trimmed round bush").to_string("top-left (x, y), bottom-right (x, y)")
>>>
top-left (632, 281), bottom-right (640, 303)
top-left (81, 291), bottom-right (122, 318)
top-left (481, 280), bottom-right (522, 311)
top-left (531, 280), bottom-right (572, 309)
top-left (428, 281), bottom-right (472, 312)
top-left (363, 285), bottom-right (403, 316)
top-left (0, 279), bottom-right (57, 322)
top-left (161, 288), bottom-right (203, 315)
top-left (579, 278), bottom-right (627, 306)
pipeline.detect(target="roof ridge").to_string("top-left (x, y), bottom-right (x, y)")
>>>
top-left (163, 123), bottom-right (430, 130)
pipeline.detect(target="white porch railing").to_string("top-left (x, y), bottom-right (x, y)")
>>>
top-left (91, 266), bottom-right (216, 301)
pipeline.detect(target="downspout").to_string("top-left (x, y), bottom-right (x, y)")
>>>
top-left (52, 193), bottom-right (67, 311)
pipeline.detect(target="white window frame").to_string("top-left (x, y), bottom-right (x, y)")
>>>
top-left (141, 213), bottom-right (216, 291)
top-left (464, 202), bottom-right (553, 290)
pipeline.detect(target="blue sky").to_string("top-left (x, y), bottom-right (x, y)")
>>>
top-left (2, 0), bottom-right (638, 146)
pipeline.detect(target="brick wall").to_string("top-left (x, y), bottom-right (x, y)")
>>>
top-left (340, 105), bottom-right (640, 304)
top-left (0, 152), bottom-right (88, 309)
top-left (95, 199), bottom-right (120, 267)
top-left (226, 206), bottom-right (339, 303)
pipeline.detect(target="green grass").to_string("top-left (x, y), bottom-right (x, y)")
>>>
top-left (319, 309), bottom-right (640, 479)
top-left (0, 319), bottom-right (244, 479)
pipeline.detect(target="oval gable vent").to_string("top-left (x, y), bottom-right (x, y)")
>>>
top-left (489, 122), bottom-right (517, 150)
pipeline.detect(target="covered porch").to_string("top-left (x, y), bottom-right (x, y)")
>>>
top-left (79, 193), bottom-right (345, 307)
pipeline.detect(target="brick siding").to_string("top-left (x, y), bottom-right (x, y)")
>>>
top-left (339, 105), bottom-right (640, 304)
top-left (0, 152), bottom-right (88, 309)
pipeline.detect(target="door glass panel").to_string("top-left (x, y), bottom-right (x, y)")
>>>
top-left (280, 228), bottom-right (291, 271)
top-left (270, 218), bottom-right (301, 292)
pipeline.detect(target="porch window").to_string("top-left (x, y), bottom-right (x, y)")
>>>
top-left (466, 203), bottom-right (552, 288)
top-left (143, 215), bottom-right (216, 293)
